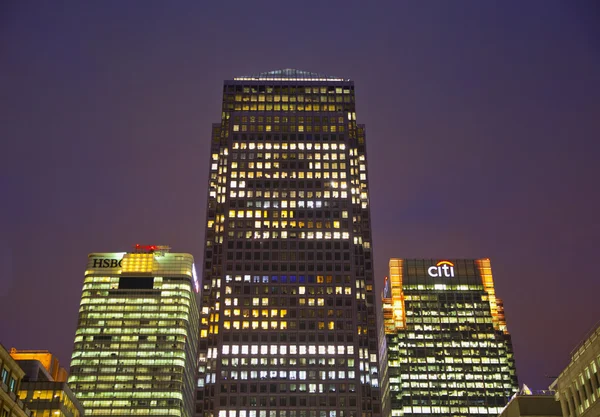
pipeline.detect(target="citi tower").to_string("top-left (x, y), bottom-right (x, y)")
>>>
top-left (196, 69), bottom-right (389, 417)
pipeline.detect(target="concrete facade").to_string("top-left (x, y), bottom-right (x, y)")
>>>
top-left (0, 345), bottom-right (30, 417)
top-left (498, 392), bottom-right (562, 417)
top-left (551, 324), bottom-right (600, 417)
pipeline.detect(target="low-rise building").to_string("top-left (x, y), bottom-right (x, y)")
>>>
top-left (550, 323), bottom-right (600, 417)
top-left (9, 350), bottom-right (67, 383)
top-left (498, 387), bottom-right (562, 417)
top-left (17, 381), bottom-right (82, 417)
top-left (4, 346), bottom-right (83, 417)
top-left (0, 345), bottom-right (31, 417)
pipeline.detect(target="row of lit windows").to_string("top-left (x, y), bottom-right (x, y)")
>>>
top-left (227, 182), bottom-right (353, 194)
top-left (70, 359), bottom-right (185, 367)
top-left (81, 283), bottom-right (191, 292)
top-left (231, 180), bottom-right (348, 190)
top-left (81, 288), bottom-right (192, 298)
top-left (216, 409), bottom-right (352, 417)
top-left (397, 373), bottom-right (509, 381)
top-left (225, 174), bottom-right (353, 185)
top-left (217, 370), bottom-right (359, 381)
top-left (80, 315), bottom-right (190, 324)
top-left (234, 125), bottom-right (346, 133)
top-left (221, 321), bottom-right (350, 331)
top-left (223, 150), bottom-right (362, 172)
top-left (389, 358), bottom-right (515, 369)
top-left (71, 367), bottom-right (183, 376)
top-left (74, 334), bottom-right (180, 342)
top-left (230, 152), bottom-right (346, 162)
top-left (393, 388), bottom-right (512, 397)
top-left (233, 116), bottom-right (350, 124)
top-left (407, 310), bottom-right (491, 317)
top-left (201, 375), bottom-right (379, 389)
top-left (407, 303), bottom-right (490, 310)
top-left (207, 321), bottom-right (361, 336)
top-left (76, 328), bottom-right (189, 336)
top-left (80, 304), bottom-right (190, 312)
top-left (396, 358), bottom-right (511, 366)
top-left (223, 193), bottom-right (350, 205)
top-left (231, 169), bottom-right (348, 179)
top-left (77, 391), bottom-right (182, 399)
top-left (226, 200), bottom-right (350, 211)
top-left (80, 319), bottom-right (186, 327)
top-left (230, 142), bottom-right (346, 151)
top-left (226, 219), bottom-right (345, 232)
top-left (220, 296), bottom-right (351, 308)
top-left (234, 113), bottom-right (352, 124)
top-left (80, 300), bottom-right (190, 309)
top-left (221, 357), bottom-right (355, 368)
top-left (216, 192), bottom-right (352, 204)
top-left (228, 135), bottom-right (347, 145)
top-left (403, 381), bottom-right (513, 391)
top-left (70, 374), bottom-right (181, 383)
top-left (226, 167), bottom-right (354, 179)
top-left (226, 85), bottom-right (352, 94)
top-left (225, 104), bottom-right (346, 112)
top-left (230, 176), bottom-right (348, 186)
top-left (404, 319), bottom-right (494, 327)
top-left (397, 405), bottom-right (504, 415)
top-left (225, 231), bottom-right (351, 240)
top-left (394, 350), bottom-right (509, 359)
top-left (73, 351), bottom-right (185, 359)
top-left (76, 343), bottom-right (186, 352)
top-left (391, 333), bottom-right (498, 342)
top-left (83, 276), bottom-right (189, 285)
top-left (222, 275), bottom-right (353, 284)
top-left (228, 94), bottom-right (351, 103)
top-left (391, 341), bottom-right (506, 349)
top-left (83, 276), bottom-right (182, 284)
top-left (74, 382), bottom-right (182, 392)
top-left (83, 409), bottom-right (181, 416)
top-left (403, 285), bottom-right (484, 291)
top-left (220, 345), bottom-right (356, 356)
top-left (404, 294), bottom-right (488, 301)
top-left (222, 309), bottom-right (349, 319)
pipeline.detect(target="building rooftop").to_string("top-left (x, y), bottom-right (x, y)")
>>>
top-left (234, 68), bottom-right (348, 82)
top-left (570, 320), bottom-right (600, 360)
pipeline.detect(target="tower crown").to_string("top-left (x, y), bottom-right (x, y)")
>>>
top-left (234, 68), bottom-right (347, 81)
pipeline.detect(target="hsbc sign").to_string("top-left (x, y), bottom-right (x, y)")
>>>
top-left (428, 261), bottom-right (455, 278)
top-left (92, 258), bottom-right (123, 268)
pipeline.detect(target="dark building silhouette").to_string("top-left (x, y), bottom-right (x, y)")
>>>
top-left (196, 69), bottom-right (389, 417)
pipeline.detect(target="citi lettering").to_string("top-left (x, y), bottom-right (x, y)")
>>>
top-left (92, 258), bottom-right (123, 268)
top-left (428, 261), bottom-right (455, 278)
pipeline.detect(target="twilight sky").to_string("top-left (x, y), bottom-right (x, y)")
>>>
top-left (1, 1), bottom-right (599, 390)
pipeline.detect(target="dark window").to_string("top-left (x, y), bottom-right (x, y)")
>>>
top-left (119, 277), bottom-right (154, 290)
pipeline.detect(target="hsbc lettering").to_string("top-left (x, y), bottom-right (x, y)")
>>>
top-left (92, 258), bottom-right (123, 268)
top-left (427, 261), bottom-right (455, 278)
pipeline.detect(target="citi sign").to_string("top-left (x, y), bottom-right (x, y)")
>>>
top-left (92, 258), bottom-right (123, 268)
top-left (428, 261), bottom-right (455, 278)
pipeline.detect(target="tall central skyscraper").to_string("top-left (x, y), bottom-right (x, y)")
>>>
top-left (197, 69), bottom-right (389, 417)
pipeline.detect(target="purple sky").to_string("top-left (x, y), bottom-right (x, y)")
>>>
top-left (1, 1), bottom-right (599, 390)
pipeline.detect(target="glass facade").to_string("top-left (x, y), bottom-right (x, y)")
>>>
top-left (383, 259), bottom-right (518, 417)
top-left (197, 69), bottom-right (389, 417)
top-left (18, 382), bottom-right (82, 417)
top-left (68, 248), bottom-right (200, 417)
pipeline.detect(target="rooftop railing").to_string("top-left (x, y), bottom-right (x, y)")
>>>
top-left (570, 320), bottom-right (600, 360)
